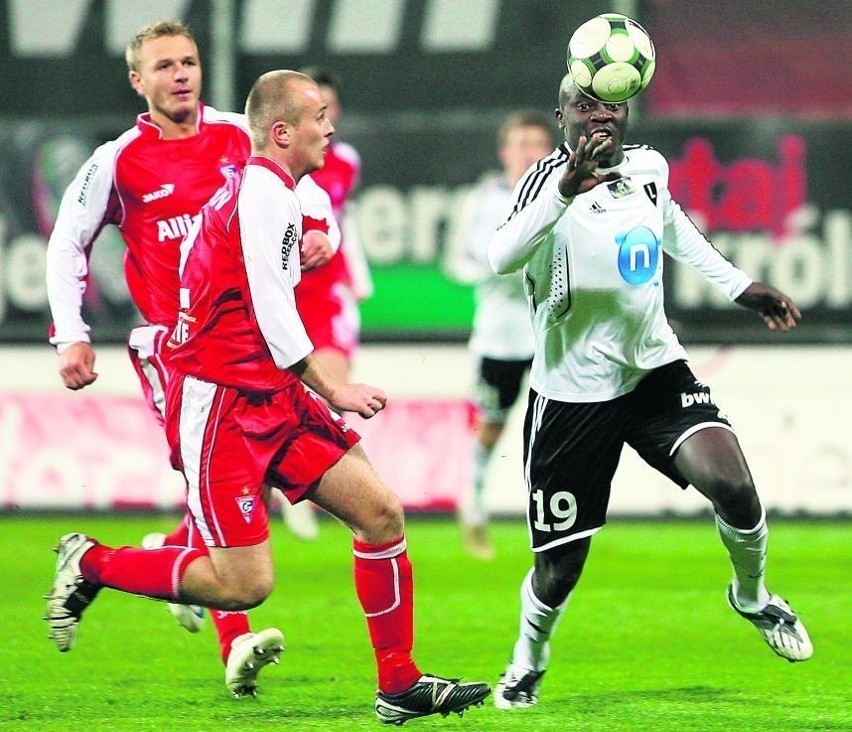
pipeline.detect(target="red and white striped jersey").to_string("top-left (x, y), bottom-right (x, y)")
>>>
top-left (167, 156), bottom-right (311, 392)
top-left (46, 104), bottom-right (251, 347)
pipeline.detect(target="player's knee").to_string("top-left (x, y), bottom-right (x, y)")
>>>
top-left (356, 488), bottom-right (405, 543)
top-left (534, 540), bottom-right (590, 606)
top-left (701, 472), bottom-right (758, 514)
top-left (221, 577), bottom-right (274, 610)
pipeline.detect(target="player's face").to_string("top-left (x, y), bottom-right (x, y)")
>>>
top-left (318, 84), bottom-right (342, 126)
top-left (499, 125), bottom-right (553, 186)
top-left (556, 88), bottom-right (628, 167)
top-left (289, 82), bottom-right (335, 178)
top-left (129, 34), bottom-right (202, 127)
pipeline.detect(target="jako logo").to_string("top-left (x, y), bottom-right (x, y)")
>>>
top-left (142, 184), bottom-right (175, 203)
top-left (681, 391), bottom-right (715, 407)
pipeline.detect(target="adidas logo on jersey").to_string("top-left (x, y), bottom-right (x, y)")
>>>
top-left (589, 201), bottom-right (606, 214)
top-left (142, 183), bottom-right (175, 203)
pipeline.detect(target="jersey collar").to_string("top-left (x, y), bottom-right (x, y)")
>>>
top-left (135, 102), bottom-right (207, 139)
top-left (247, 155), bottom-right (296, 190)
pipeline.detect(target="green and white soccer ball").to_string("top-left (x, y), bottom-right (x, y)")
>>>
top-left (567, 13), bottom-right (656, 103)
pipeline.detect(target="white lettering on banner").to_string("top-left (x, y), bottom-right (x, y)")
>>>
top-left (104, 0), bottom-right (193, 54)
top-left (2, 233), bottom-right (47, 311)
top-left (328, 0), bottom-right (404, 53)
top-left (357, 185), bottom-right (471, 266)
top-left (672, 208), bottom-right (852, 309)
top-left (422, 0), bottom-right (499, 51)
top-left (8, 0), bottom-right (501, 57)
top-left (241, 0), bottom-right (314, 53)
top-left (9, 0), bottom-right (88, 55)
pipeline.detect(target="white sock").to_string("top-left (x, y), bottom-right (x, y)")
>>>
top-left (716, 508), bottom-right (771, 613)
top-left (461, 442), bottom-right (492, 526)
top-left (511, 569), bottom-right (568, 672)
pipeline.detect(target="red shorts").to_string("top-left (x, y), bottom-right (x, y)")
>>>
top-left (166, 373), bottom-right (360, 548)
top-left (296, 253), bottom-right (360, 358)
top-left (127, 324), bottom-right (172, 426)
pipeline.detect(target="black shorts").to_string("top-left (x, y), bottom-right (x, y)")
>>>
top-left (523, 360), bottom-right (734, 552)
top-left (475, 356), bottom-right (532, 423)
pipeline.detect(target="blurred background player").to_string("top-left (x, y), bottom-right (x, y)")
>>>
top-left (450, 110), bottom-right (555, 559)
top-left (282, 66), bottom-right (374, 541)
top-left (43, 19), bottom-right (336, 697)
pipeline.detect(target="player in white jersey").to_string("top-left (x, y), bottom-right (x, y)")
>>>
top-left (489, 76), bottom-right (812, 710)
top-left (450, 110), bottom-right (554, 559)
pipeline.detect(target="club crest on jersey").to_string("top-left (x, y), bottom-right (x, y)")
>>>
top-left (643, 182), bottom-right (658, 205)
top-left (234, 493), bottom-right (256, 524)
top-left (607, 177), bottom-right (636, 199)
top-left (281, 222), bottom-right (297, 270)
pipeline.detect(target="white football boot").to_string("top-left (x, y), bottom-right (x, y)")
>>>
top-left (225, 628), bottom-right (286, 698)
top-left (727, 585), bottom-right (813, 662)
top-left (44, 532), bottom-right (101, 652)
top-left (494, 663), bottom-right (545, 710)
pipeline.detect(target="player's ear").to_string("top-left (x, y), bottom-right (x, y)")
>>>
top-left (555, 108), bottom-right (565, 129)
top-left (271, 120), bottom-right (291, 148)
top-left (128, 70), bottom-right (145, 97)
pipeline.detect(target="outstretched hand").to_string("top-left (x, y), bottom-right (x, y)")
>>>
top-left (327, 382), bottom-right (388, 419)
top-left (558, 133), bottom-right (622, 198)
top-left (735, 282), bottom-right (801, 331)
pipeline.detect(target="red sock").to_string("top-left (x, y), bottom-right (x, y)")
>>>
top-left (353, 536), bottom-right (421, 694)
top-left (212, 610), bottom-right (252, 664)
top-left (81, 542), bottom-right (202, 601)
top-left (162, 514), bottom-right (191, 547)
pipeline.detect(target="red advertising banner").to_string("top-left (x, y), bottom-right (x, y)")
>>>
top-left (0, 392), bottom-right (474, 512)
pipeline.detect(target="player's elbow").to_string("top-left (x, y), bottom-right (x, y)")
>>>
top-left (488, 248), bottom-right (521, 275)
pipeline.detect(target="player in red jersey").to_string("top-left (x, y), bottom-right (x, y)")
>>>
top-left (44, 70), bottom-right (491, 724)
top-left (44, 20), bottom-right (336, 697)
top-left (281, 67), bottom-right (374, 540)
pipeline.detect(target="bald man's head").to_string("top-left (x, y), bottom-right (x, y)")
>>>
top-left (244, 70), bottom-right (316, 149)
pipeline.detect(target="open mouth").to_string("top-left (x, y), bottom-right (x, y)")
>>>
top-left (589, 127), bottom-right (612, 139)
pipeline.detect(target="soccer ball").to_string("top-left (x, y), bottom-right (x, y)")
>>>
top-left (567, 13), bottom-right (656, 103)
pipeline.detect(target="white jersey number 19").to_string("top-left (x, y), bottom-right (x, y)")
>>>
top-left (532, 489), bottom-right (578, 532)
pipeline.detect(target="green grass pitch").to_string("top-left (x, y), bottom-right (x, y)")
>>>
top-left (1, 515), bottom-right (849, 731)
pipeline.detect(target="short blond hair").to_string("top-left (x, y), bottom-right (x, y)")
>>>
top-left (244, 70), bottom-right (315, 149)
top-left (125, 19), bottom-right (196, 73)
top-left (498, 109), bottom-right (554, 147)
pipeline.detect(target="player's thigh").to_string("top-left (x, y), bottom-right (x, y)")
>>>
top-left (208, 539), bottom-right (275, 598)
top-left (625, 360), bottom-right (741, 489)
top-left (524, 390), bottom-right (626, 552)
top-left (310, 444), bottom-right (404, 540)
